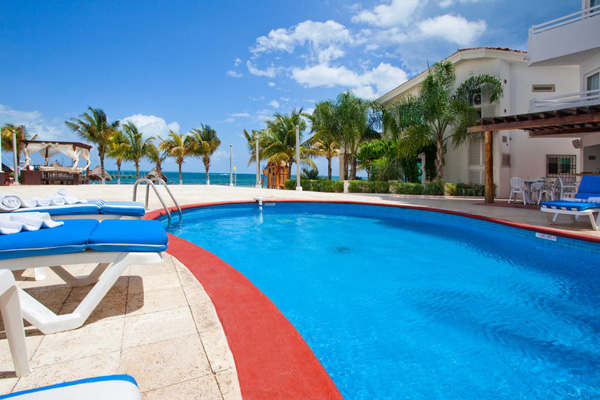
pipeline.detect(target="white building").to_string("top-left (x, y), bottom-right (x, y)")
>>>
top-left (377, 47), bottom-right (580, 197)
top-left (526, 0), bottom-right (600, 175)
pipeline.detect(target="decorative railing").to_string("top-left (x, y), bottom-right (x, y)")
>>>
top-left (530, 88), bottom-right (600, 111)
top-left (530, 4), bottom-right (600, 35)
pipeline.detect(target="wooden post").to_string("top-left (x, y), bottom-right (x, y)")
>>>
top-left (484, 130), bottom-right (494, 203)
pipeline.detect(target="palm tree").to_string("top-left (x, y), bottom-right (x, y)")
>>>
top-left (146, 143), bottom-right (168, 178)
top-left (1, 124), bottom-right (36, 170)
top-left (336, 91), bottom-right (382, 180)
top-left (122, 122), bottom-right (154, 179)
top-left (383, 61), bottom-right (503, 180)
top-left (188, 124), bottom-right (221, 185)
top-left (308, 101), bottom-right (341, 180)
top-left (65, 107), bottom-right (120, 183)
top-left (159, 130), bottom-right (191, 184)
top-left (261, 108), bottom-right (314, 179)
top-left (107, 129), bottom-right (129, 184)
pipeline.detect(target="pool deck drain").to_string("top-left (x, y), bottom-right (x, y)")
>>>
top-left (0, 184), bottom-right (599, 398)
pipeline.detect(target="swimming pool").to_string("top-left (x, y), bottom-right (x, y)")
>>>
top-left (166, 202), bottom-right (600, 399)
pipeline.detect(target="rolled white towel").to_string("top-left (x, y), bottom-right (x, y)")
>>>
top-left (0, 194), bottom-right (24, 212)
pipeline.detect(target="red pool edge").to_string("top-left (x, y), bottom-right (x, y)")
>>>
top-left (144, 200), bottom-right (600, 399)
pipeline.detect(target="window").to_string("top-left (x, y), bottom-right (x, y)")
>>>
top-left (546, 155), bottom-right (576, 177)
top-left (532, 84), bottom-right (555, 92)
top-left (587, 72), bottom-right (599, 92)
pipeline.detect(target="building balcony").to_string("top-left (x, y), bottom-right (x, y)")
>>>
top-left (530, 88), bottom-right (600, 112)
top-left (527, 4), bottom-right (600, 67)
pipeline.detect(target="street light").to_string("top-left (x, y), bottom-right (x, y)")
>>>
top-left (295, 125), bottom-right (302, 191)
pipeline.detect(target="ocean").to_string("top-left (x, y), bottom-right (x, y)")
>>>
top-left (106, 170), bottom-right (263, 187)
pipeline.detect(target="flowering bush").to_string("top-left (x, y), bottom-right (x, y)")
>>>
top-left (455, 181), bottom-right (485, 196)
top-left (423, 180), bottom-right (445, 195)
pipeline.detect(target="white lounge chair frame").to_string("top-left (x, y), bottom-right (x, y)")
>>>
top-left (0, 251), bottom-right (163, 335)
top-left (0, 270), bottom-right (31, 377)
top-left (541, 207), bottom-right (600, 231)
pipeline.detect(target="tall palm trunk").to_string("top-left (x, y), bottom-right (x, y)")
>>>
top-left (327, 149), bottom-right (332, 180)
top-left (204, 159), bottom-right (211, 185)
top-left (436, 136), bottom-right (444, 180)
top-left (135, 161), bottom-right (140, 179)
top-left (117, 160), bottom-right (122, 184)
top-left (99, 152), bottom-right (106, 184)
top-left (178, 162), bottom-right (183, 184)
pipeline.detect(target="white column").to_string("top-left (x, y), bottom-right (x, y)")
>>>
top-left (229, 144), bottom-right (233, 186)
top-left (255, 136), bottom-right (260, 187)
top-left (295, 125), bottom-right (302, 191)
top-left (12, 132), bottom-right (19, 184)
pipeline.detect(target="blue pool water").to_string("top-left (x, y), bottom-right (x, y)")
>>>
top-left (166, 202), bottom-right (600, 399)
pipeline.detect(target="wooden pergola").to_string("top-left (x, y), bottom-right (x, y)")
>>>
top-left (468, 105), bottom-right (600, 203)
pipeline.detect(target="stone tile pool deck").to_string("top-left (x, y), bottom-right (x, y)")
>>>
top-left (0, 184), bottom-right (598, 398)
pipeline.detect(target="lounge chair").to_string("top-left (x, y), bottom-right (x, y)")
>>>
top-left (0, 374), bottom-right (142, 399)
top-left (540, 176), bottom-right (600, 230)
top-left (0, 219), bottom-right (168, 334)
top-left (13, 200), bottom-right (146, 220)
top-left (0, 270), bottom-right (30, 377)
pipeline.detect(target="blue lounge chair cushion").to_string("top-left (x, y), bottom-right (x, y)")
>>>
top-left (13, 201), bottom-right (103, 216)
top-left (540, 200), bottom-right (600, 211)
top-left (0, 219), bottom-right (99, 260)
top-left (100, 201), bottom-right (145, 217)
top-left (0, 374), bottom-right (140, 399)
top-left (88, 220), bottom-right (168, 252)
top-left (573, 175), bottom-right (600, 200)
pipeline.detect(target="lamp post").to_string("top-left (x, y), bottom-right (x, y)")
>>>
top-left (295, 125), bottom-right (302, 191)
top-left (12, 131), bottom-right (19, 184)
top-left (255, 136), bottom-right (260, 188)
top-left (229, 144), bottom-right (232, 186)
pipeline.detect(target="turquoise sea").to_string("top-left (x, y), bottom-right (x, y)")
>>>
top-left (106, 170), bottom-right (259, 186)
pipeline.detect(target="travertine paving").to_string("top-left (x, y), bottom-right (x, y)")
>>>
top-left (0, 183), bottom-right (598, 398)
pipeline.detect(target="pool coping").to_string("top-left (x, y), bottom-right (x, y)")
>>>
top-left (144, 200), bottom-right (600, 399)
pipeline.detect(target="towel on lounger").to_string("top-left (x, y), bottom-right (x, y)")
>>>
top-left (0, 194), bottom-right (37, 211)
top-left (57, 188), bottom-right (86, 204)
top-left (0, 212), bottom-right (64, 234)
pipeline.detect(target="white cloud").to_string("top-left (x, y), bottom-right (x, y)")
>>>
top-left (291, 62), bottom-right (408, 98)
top-left (268, 100), bottom-right (280, 108)
top-left (247, 60), bottom-right (279, 77)
top-left (0, 104), bottom-right (69, 141)
top-left (229, 112), bottom-right (250, 118)
top-left (234, 57), bottom-right (242, 66)
top-left (227, 70), bottom-right (243, 78)
top-left (268, 82), bottom-right (275, 87)
top-left (418, 14), bottom-right (486, 45)
top-left (439, 0), bottom-right (482, 8)
top-left (251, 20), bottom-right (352, 64)
top-left (352, 0), bottom-right (421, 27)
top-left (120, 114), bottom-right (180, 140)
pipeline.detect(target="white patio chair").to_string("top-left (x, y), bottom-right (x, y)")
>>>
top-left (536, 178), bottom-right (555, 204)
top-left (556, 176), bottom-right (578, 199)
top-left (508, 177), bottom-right (528, 205)
top-left (529, 181), bottom-right (543, 204)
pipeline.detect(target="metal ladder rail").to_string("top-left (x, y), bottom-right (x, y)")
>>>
top-left (150, 178), bottom-right (182, 220)
top-left (132, 178), bottom-right (182, 224)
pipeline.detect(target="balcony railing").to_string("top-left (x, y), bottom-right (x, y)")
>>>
top-left (530, 88), bottom-right (600, 111)
top-left (530, 4), bottom-right (600, 35)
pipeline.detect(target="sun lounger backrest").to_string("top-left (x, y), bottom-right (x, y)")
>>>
top-left (574, 176), bottom-right (600, 200)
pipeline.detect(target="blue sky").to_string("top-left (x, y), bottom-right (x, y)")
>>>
top-left (0, 0), bottom-right (575, 176)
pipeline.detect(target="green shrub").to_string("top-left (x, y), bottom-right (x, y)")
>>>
top-left (348, 180), bottom-right (364, 193)
top-left (390, 182), bottom-right (424, 195)
top-left (284, 179), bottom-right (296, 190)
top-left (320, 180), bottom-right (335, 192)
top-left (445, 183), bottom-right (457, 196)
top-left (423, 180), bottom-right (445, 195)
top-left (454, 182), bottom-right (485, 196)
top-left (374, 181), bottom-right (390, 194)
top-left (334, 181), bottom-right (345, 193)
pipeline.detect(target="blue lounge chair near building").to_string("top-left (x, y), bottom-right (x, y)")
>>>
top-left (540, 175), bottom-right (600, 230)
